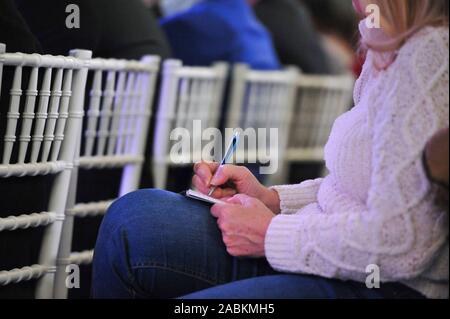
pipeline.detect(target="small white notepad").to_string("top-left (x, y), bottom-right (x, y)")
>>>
top-left (185, 189), bottom-right (226, 205)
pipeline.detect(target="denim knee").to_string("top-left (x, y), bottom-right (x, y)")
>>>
top-left (93, 189), bottom-right (177, 295)
top-left (100, 188), bottom-right (172, 233)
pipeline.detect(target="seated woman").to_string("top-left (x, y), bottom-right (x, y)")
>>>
top-left (92, 0), bottom-right (449, 299)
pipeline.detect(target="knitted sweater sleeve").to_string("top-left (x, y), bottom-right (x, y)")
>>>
top-left (270, 178), bottom-right (323, 215)
top-left (265, 28), bottom-right (449, 283)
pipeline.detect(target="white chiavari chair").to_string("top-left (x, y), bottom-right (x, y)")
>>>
top-left (152, 60), bottom-right (228, 190)
top-left (0, 43), bottom-right (91, 298)
top-left (281, 73), bottom-right (355, 181)
top-left (53, 55), bottom-right (160, 298)
top-left (225, 64), bottom-right (299, 184)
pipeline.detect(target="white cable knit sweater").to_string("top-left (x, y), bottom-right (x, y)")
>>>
top-left (265, 27), bottom-right (449, 299)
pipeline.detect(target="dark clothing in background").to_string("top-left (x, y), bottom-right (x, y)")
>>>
top-left (0, 0), bottom-right (42, 53)
top-left (301, 0), bottom-right (358, 46)
top-left (15, 0), bottom-right (171, 60)
top-left (253, 0), bottom-right (332, 74)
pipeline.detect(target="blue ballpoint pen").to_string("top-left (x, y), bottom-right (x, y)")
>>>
top-left (208, 131), bottom-right (240, 196)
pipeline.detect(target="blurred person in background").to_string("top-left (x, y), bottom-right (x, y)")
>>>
top-left (251, 0), bottom-right (333, 74)
top-left (301, 0), bottom-right (360, 75)
top-left (159, 0), bottom-right (281, 69)
top-left (15, 0), bottom-right (171, 60)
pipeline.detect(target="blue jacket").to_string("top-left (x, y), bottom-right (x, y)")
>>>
top-left (161, 0), bottom-right (281, 70)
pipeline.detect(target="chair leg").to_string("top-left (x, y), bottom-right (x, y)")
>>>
top-left (153, 162), bottom-right (169, 190)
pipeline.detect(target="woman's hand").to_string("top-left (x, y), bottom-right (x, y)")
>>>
top-left (193, 162), bottom-right (280, 214)
top-left (210, 194), bottom-right (275, 258)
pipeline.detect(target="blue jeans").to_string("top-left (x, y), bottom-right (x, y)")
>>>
top-left (91, 189), bottom-right (424, 299)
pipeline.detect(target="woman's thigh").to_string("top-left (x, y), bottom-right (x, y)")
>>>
top-left (92, 189), bottom-right (276, 298)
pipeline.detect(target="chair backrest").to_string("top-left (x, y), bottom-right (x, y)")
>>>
top-left (78, 56), bottom-right (160, 195)
top-left (225, 64), bottom-right (299, 176)
top-left (0, 43), bottom-right (91, 298)
top-left (53, 55), bottom-right (160, 299)
top-left (286, 74), bottom-right (355, 162)
top-left (152, 60), bottom-right (228, 190)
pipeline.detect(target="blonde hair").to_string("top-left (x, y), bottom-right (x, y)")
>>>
top-left (356, 0), bottom-right (449, 52)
